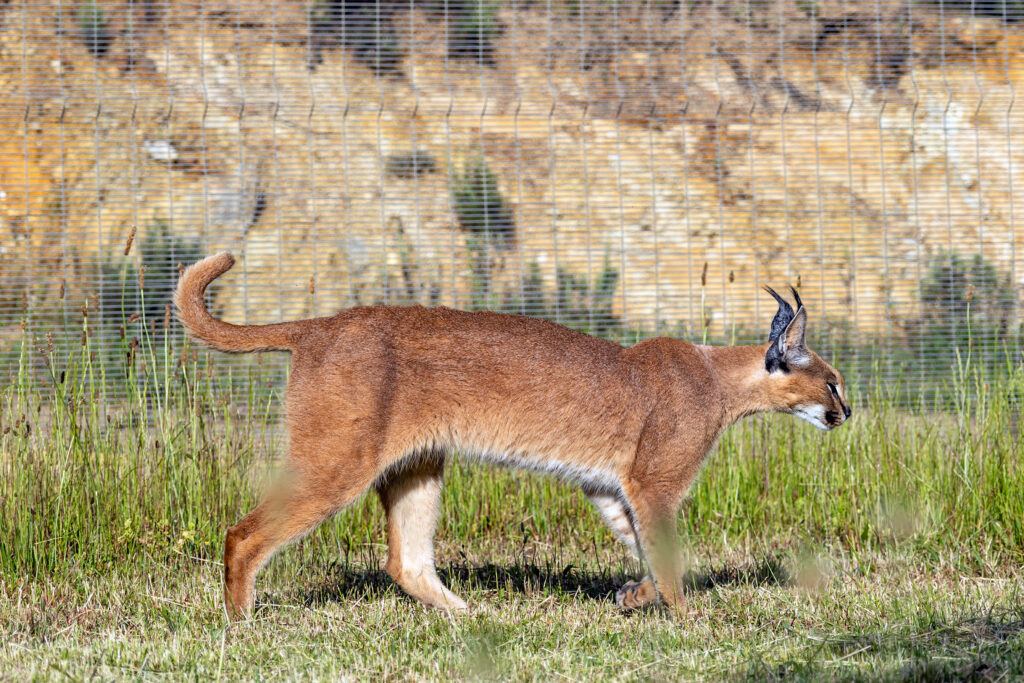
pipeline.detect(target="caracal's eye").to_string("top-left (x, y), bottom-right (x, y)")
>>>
top-left (827, 382), bottom-right (839, 398)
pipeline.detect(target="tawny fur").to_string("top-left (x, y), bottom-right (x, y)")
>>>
top-left (175, 252), bottom-right (852, 621)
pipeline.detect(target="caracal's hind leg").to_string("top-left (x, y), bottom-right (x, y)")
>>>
top-left (223, 460), bottom-right (375, 621)
top-left (375, 453), bottom-right (467, 611)
top-left (585, 489), bottom-right (658, 610)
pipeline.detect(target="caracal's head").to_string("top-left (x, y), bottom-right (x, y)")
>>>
top-left (762, 287), bottom-right (851, 431)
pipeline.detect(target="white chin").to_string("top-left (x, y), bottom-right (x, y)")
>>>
top-left (792, 406), bottom-right (830, 431)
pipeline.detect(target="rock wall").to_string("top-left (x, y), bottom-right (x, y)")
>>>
top-left (1, 0), bottom-right (1022, 342)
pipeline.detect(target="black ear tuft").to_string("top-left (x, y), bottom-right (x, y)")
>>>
top-left (789, 286), bottom-right (803, 311)
top-left (765, 338), bottom-right (788, 373)
top-left (764, 286), bottom-right (795, 342)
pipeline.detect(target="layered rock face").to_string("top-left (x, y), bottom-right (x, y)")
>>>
top-left (1, 1), bottom-right (1021, 345)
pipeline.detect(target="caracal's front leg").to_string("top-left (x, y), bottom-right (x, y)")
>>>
top-left (588, 487), bottom-right (690, 615)
top-left (617, 436), bottom-right (705, 620)
top-left (585, 489), bottom-right (659, 610)
top-left (624, 492), bottom-right (689, 618)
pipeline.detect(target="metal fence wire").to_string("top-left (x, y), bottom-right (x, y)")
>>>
top-left (1, 0), bottom-right (1023, 402)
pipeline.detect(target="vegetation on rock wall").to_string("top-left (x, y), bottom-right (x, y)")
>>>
top-left (308, 0), bottom-right (501, 72)
top-left (452, 158), bottom-right (516, 308)
top-left (74, 0), bottom-right (112, 58)
top-left (913, 252), bottom-right (1018, 372)
top-left (307, 0), bottom-right (404, 74)
top-left (446, 0), bottom-right (502, 64)
top-left (553, 258), bottom-right (621, 338)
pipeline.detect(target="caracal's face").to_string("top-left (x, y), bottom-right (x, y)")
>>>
top-left (772, 350), bottom-right (852, 431)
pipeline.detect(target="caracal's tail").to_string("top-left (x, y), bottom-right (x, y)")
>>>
top-left (174, 252), bottom-right (297, 353)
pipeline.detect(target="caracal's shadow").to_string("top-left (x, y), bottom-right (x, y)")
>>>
top-left (268, 553), bottom-right (793, 612)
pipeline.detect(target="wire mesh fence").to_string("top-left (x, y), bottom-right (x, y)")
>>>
top-left (1, 0), bottom-right (1022, 404)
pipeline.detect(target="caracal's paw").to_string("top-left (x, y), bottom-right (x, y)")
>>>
top-left (615, 577), bottom-right (658, 610)
top-left (224, 597), bottom-right (252, 623)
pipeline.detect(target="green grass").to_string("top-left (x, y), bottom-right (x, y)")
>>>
top-left (1, 310), bottom-right (1023, 679)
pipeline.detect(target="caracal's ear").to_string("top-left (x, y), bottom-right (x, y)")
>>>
top-left (782, 307), bottom-right (808, 353)
top-left (764, 287), bottom-right (810, 373)
top-left (764, 286), bottom-right (795, 343)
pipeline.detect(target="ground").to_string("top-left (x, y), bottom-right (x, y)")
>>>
top-left (3, 467), bottom-right (1023, 680)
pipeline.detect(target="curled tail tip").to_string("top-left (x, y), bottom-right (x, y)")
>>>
top-left (174, 251), bottom-right (290, 353)
top-left (193, 251), bottom-right (235, 273)
top-left (179, 252), bottom-right (235, 287)
top-left (174, 251), bottom-right (236, 321)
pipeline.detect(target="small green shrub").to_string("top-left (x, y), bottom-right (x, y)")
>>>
top-left (912, 251), bottom-right (1017, 373)
top-left (554, 255), bottom-right (621, 337)
top-left (448, 0), bottom-right (501, 65)
top-left (452, 158), bottom-right (515, 308)
top-left (307, 0), bottom-right (403, 75)
top-left (489, 257), bottom-right (624, 341)
top-left (75, 0), bottom-right (112, 58)
top-left (384, 150), bottom-right (438, 179)
top-left (502, 261), bottom-right (549, 318)
top-left (796, 0), bottom-right (817, 16)
top-left (452, 158), bottom-right (514, 245)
